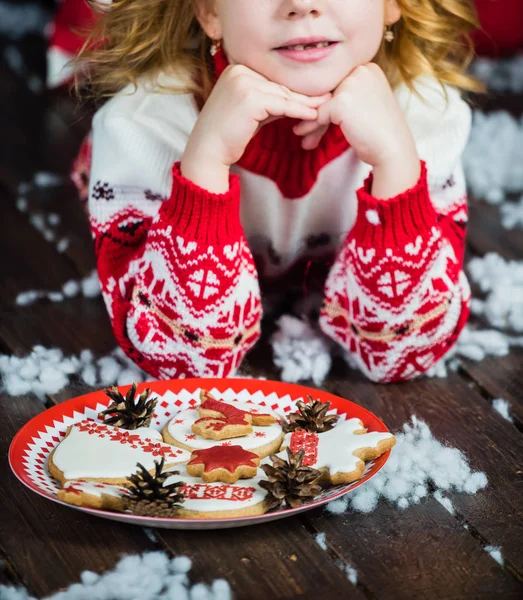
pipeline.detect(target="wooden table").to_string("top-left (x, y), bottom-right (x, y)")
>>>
top-left (0, 51), bottom-right (522, 599)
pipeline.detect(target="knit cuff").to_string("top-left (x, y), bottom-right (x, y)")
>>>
top-left (351, 160), bottom-right (436, 248)
top-left (158, 161), bottom-right (243, 246)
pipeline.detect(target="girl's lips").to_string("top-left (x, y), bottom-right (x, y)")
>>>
top-left (275, 42), bottom-right (339, 63)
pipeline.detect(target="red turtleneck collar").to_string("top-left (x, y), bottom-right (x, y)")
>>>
top-left (212, 47), bottom-right (350, 200)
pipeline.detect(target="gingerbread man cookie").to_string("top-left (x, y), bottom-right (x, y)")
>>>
top-left (281, 418), bottom-right (395, 485)
top-left (187, 445), bottom-right (260, 483)
top-left (48, 419), bottom-right (190, 484)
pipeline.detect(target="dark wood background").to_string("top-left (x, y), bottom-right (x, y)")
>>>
top-left (0, 20), bottom-right (522, 600)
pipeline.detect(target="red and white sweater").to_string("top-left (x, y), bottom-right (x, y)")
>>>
top-left (82, 48), bottom-right (472, 382)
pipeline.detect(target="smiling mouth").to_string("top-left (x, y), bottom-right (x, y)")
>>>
top-left (276, 41), bottom-right (337, 51)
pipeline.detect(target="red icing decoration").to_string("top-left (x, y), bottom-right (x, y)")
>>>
top-left (195, 397), bottom-right (250, 431)
top-left (254, 432), bottom-right (266, 438)
top-left (181, 483), bottom-right (255, 501)
top-left (72, 420), bottom-right (181, 459)
top-left (289, 431), bottom-right (319, 466)
top-left (188, 445), bottom-right (259, 473)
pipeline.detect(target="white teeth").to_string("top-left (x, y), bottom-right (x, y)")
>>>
top-left (284, 41), bottom-right (331, 51)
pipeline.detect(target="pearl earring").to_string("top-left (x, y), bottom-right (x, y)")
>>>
top-left (210, 39), bottom-right (222, 56)
top-left (384, 25), bottom-right (394, 43)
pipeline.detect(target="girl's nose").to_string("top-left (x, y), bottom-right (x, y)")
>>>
top-left (283, 0), bottom-right (323, 19)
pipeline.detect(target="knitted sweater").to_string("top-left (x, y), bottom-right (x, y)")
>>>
top-left (85, 48), bottom-right (472, 382)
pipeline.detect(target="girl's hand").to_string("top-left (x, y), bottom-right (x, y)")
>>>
top-left (183, 64), bottom-right (331, 185)
top-left (293, 63), bottom-right (416, 167)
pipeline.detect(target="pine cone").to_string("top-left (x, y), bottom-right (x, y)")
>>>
top-left (281, 395), bottom-right (339, 433)
top-left (123, 458), bottom-right (184, 517)
top-left (100, 382), bottom-right (158, 429)
top-left (260, 448), bottom-right (322, 511)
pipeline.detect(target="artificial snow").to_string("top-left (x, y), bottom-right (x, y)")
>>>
top-left (326, 416), bottom-right (487, 515)
top-left (315, 532), bottom-right (327, 552)
top-left (500, 197), bottom-right (523, 229)
top-left (0, 2), bottom-right (51, 39)
top-left (468, 253), bottom-right (523, 332)
top-left (337, 561), bottom-right (358, 586)
top-left (433, 491), bottom-right (456, 515)
top-left (484, 546), bottom-right (504, 567)
top-left (492, 398), bottom-right (514, 424)
top-left (15, 270), bottom-right (101, 306)
top-left (0, 552), bottom-right (232, 600)
top-left (0, 346), bottom-right (152, 400)
top-left (470, 54), bottom-right (523, 93)
top-left (271, 315), bottom-right (332, 386)
top-left (463, 111), bottom-right (523, 204)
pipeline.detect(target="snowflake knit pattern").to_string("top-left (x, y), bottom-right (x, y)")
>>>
top-left (80, 46), bottom-right (472, 382)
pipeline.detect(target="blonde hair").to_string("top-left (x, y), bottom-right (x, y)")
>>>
top-left (77, 0), bottom-right (485, 105)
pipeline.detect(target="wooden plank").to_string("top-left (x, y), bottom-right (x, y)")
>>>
top-left (244, 340), bottom-right (523, 593)
top-left (0, 187), bottom-right (80, 304)
top-left (306, 499), bottom-right (523, 599)
top-left (459, 353), bottom-right (523, 430)
top-left (0, 64), bottom-right (45, 189)
top-left (156, 519), bottom-right (365, 600)
top-left (0, 63), bottom-right (91, 193)
top-left (0, 394), bottom-right (157, 598)
top-left (467, 200), bottom-right (523, 261)
top-left (321, 365), bottom-right (523, 579)
top-left (0, 188), bottom-right (114, 360)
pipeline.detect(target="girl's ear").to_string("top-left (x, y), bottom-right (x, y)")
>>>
top-left (384, 0), bottom-right (402, 26)
top-left (192, 0), bottom-right (223, 40)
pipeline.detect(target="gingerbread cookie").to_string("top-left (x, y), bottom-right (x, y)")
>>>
top-left (56, 465), bottom-right (269, 520)
top-left (281, 418), bottom-right (395, 485)
top-left (168, 466), bottom-right (269, 519)
top-left (162, 404), bottom-right (283, 459)
top-left (192, 394), bottom-right (253, 440)
top-left (198, 391), bottom-right (277, 427)
top-left (187, 445), bottom-right (260, 483)
top-left (57, 479), bottom-right (130, 511)
top-left (48, 419), bottom-right (190, 484)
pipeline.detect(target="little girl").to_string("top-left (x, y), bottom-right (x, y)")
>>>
top-left (73, 0), bottom-right (484, 383)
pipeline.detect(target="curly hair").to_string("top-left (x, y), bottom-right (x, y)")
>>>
top-left (76, 0), bottom-right (486, 104)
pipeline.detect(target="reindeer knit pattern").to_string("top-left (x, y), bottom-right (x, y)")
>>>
top-left (81, 48), bottom-right (472, 382)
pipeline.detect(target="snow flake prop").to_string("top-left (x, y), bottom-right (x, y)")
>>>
top-left (326, 416), bottom-right (487, 514)
top-left (0, 346), bottom-right (152, 400)
top-left (0, 552), bottom-right (232, 600)
top-left (469, 54), bottom-right (523, 93)
top-left (16, 270), bottom-right (101, 306)
top-left (271, 315), bottom-right (332, 386)
top-left (463, 111), bottom-right (523, 205)
top-left (468, 253), bottom-right (523, 332)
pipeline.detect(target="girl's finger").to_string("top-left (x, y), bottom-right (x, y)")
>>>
top-left (301, 129), bottom-right (327, 150)
top-left (257, 93), bottom-right (319, 123)
top-left (316, 100), bottom-right (332, 127)
top-left (293, 120), bottom-right (322, 136)
top-left (247, 74), bottom-right (331, 107)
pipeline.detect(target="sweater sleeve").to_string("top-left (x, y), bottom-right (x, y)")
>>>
top-left (319, 80), bottom-right (472, 382)
top-left (88, 111), bottom-right (262, 379)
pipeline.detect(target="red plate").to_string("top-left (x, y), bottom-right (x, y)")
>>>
top-left (9, 378), bottom-right (392, 530)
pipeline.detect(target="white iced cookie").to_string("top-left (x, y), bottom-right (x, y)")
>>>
top-left (56, 466), bottom-right (269, 519)
top-left (48, 419), bottom-right (190, 484)
top-left (165, 465), bottom-right (268, 519)
top-left (281, 418), bottom-right (396, 485)
top-left (57, 479), bottom-right (130, 511)
top-left (162, 402), bottom-right (283, 459)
